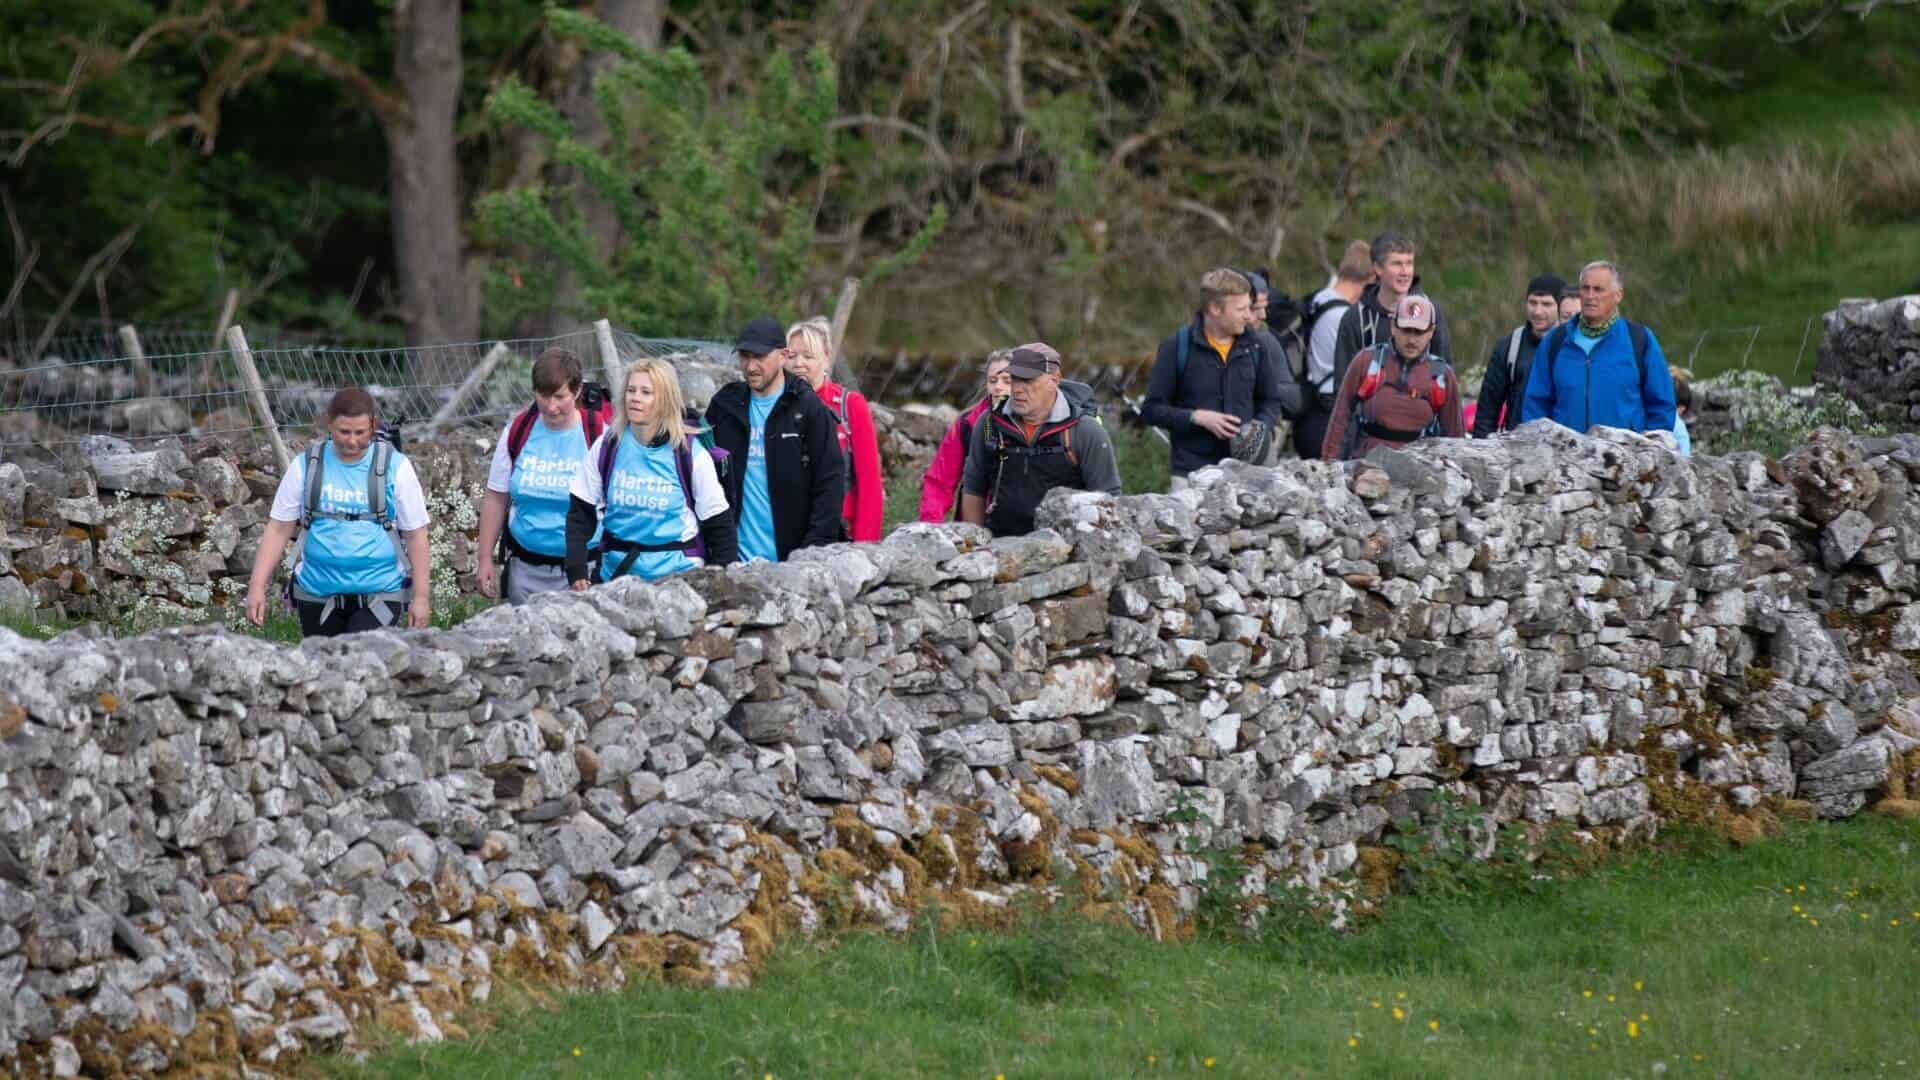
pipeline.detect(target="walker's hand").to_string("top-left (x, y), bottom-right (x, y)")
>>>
top-left (1192, 409), bottom-right (1242, 440)
top-left (476, 558), bottom-right (498, 599)
top-left (245, 589), bottom-right (267, 628)
top-left (570, 579), bottom-right (590, 593)
top-left (410, 597), bottom-right (431, 629)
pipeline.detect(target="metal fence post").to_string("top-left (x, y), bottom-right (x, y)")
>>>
top-left (226, 325), bottom-right (292, 471)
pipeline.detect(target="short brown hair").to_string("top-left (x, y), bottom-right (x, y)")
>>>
top-left (1335, 240), bottom-right (1373, 283)
top-left (1199, 268), bottom-right (1251, 311)
top-left (531, 346), bottom-right (584, 397)
top-left (324, 386), bottom-right (379, 425)
top-left (1669, 365), bottom-right (1692, 410)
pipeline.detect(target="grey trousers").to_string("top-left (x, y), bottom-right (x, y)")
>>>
top-left (505, 556), bottom-right (570, 605)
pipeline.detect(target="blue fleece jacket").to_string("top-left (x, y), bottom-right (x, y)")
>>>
top-left (1518, 318), bottom-right (1677, 435)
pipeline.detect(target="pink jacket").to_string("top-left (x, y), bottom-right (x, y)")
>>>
top-left (919, 398), bottom-right (994, 523)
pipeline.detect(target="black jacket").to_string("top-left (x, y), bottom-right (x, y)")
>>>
top-left (1140, 314), bottom-right (1297, 477)
top-left (705, 376), bottom-right (845, 561)
top-left (1471, 324), bottom-right (1545, 437)
top-left (1329, 279), bottom-right (1452, 400)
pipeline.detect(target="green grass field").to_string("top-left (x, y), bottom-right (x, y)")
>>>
top-left (325, 817), bottom-right (1920, 1080)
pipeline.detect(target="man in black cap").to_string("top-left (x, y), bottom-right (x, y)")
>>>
top-left (1472, 273), bottom-right (1566, 437)
top-left (705, 315), bottom-right (845, 561)
top-left (960, 342), bottom-right (1121, 537)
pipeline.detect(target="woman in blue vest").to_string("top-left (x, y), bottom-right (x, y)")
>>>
top-left (476, 347), bottom-right (605, 604)
top-left (244, 387), bottom-right (432, 636)
top-left (565, 358), bottom-right (736, 587)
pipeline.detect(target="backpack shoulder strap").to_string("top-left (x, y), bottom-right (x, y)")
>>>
top-left (674, 440), bottom-right (697, 515)
top-left (1062, 421), bottom-right (1077, 467)
top-left (1543, 323), bottom-right (1570, 389)
top-left (367, 441), bottom-right (393, 527)
top-left (1174, 325), bottom-right (1192, 381)
top-left (1506, 327), bottom-right (1524, 377)
top-left (301, 441), bottom-right (327, 525)
top-left (1627, 320), bottom-right (1650, 387)
top-left (581, 404), bottom-right (605, 449)
top-left (506, 404), bottom-right (539, 465)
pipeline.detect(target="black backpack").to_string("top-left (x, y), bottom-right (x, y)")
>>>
top-left (1256, 267), bottom-right (1349, 416)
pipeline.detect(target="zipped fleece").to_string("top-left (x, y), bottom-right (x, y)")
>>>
top-left (1140, 313), bottom-right (1294, 477)
top-left (705, 375), bottom-right (846, 561)
top-left (1517, 319), bottom-right (1676, 435)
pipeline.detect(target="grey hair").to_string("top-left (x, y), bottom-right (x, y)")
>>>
top-left (1579, 260), bottom-right (1624, 291)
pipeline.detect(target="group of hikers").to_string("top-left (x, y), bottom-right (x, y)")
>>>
top-left (243, 233), bottom-right (1692, 639)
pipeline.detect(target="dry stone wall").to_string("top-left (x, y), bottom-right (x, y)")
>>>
top-left (1818, 294), bottom-right (1920, 428)
top-left (5, 422), bottom-right (1920, 1075)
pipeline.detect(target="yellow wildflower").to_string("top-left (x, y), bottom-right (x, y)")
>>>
top-left (1146, 1056), bottom-right (1157, 1067)
top-left (1428, 1019), bottom-right (1440, 1032)
top-left (1810, 918), bottom-right (1821, 927)
top-left (1370, 1000), bottom-right (1382, 1009)
top-left (1607, 994), bottom-right (1616, 1003)
top-left (1396, 991), bottom-right (1407, 1000)
top-left (572, 1048), bottom-right (582, 1058)
top-left (1204, 1058), bottom-right (1216, 1069)
top-left (1582, 989), bottom-right (1593, 999)
top-left (1633, 980), bottom-right (1644, 992)
top-left (1348, 1035), bottom-right (1360, 1049)
top-left (1628, 1021), bottom-right (1640, 1039)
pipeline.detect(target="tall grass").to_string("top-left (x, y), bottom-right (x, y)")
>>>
top-left (1623, 145), bottom-right (1849, 272)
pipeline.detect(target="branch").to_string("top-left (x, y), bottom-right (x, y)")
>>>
top-left (829, 114), bottom-right (953, 170)
top-left (29, 208), bottom-right (150, 362)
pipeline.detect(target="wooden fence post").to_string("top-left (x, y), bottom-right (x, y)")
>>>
top-left (117, 324), bottom-right (153, 398)
top-left (594, 319), bottom-right (624, 395)
top-left (226, 325), bottom-right (292, 471)
top-left (423, 341), bottom-right (510, 441)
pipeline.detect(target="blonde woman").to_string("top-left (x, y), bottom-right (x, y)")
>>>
top-left (566, 358), bottom-right (735, 586)
top-left (785, 317), bottom-right (882, 542)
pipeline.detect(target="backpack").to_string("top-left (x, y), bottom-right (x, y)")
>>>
top-left (982, 409), bottom-right (1091, 515)
top-left (820, 383), bottom-right (859, 519)
top-left (1540, 319), bottom-right (1652, 417)
top-left (505, 381), bottom-right (611, 466)
top-left (1256, 268), bottom-right (1352, 409)
top-left (285, 432), bottom-right (408, 616)
top-left (1337, 344), bottom-right (1453, 460)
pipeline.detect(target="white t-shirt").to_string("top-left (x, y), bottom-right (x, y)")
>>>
top-left (269, 449), bottom-right (430, 529)
top-left (1307, 286), bottom-right (1348, 394)
top-left (569, 430), bottom-right (728, 541)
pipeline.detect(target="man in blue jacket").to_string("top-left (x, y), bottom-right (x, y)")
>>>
top-left (1519, 260), bottom-right (1678, 438)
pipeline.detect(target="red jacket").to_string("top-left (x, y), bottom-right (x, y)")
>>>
top-left (919, 398), bottom-right (992, 523)
top-left (815, 382), bottom-right (884, 542)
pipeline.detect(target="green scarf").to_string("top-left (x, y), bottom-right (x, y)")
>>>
top-left (1578, 312), bottom-right (1619, 338)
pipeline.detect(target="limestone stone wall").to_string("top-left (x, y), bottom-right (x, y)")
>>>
top-left (1817, 295), bottom-right (1920, 428)
top-left (5, 422), bottom-right (1920, 1075)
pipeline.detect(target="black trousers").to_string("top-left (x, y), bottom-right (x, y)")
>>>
top-left (295, 597), bottom-right (393, 638)
top-left (1293, 404), bottom-right (1332, 460)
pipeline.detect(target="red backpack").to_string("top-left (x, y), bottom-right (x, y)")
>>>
top-left (504, 381), bottom-right (612, 466)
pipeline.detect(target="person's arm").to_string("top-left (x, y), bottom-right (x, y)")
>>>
top-left (1329, 306), bottom-right (1362, 398)
top-left (1639, 331), bottom-right (1677, 434)
top-left (1253, 330), bottom-right (1295, 427)
top-left (245, 518), bottom-right (300, 627)
top-left (1320, 352), bottom-right (1366, 461)
top-left (1430, 299), bottom-right (1453, 363)
top-left (1471, 338), bottom-right (1509, 439)
top-left (1518, 335), bottom-right (1556, 425)
top-left (1075, 421), bottom-right (1124, 495)
top-left (846, 391), bottom-right (884, 542)
top-left (918, 414), bottom-right (969, 523)
top-left (1137, 337), bottom-right (1194, 431)
top-left (801, 404), bottom-right (847, 548)
top-left (565, 437), bottom-right (605, 586)
top-left (565, 496), bottom-right (600, 587)
top-left (1440, 365), bottom-right (1466, 438)
top-left (959, 412), bottom-right (993, 526)
top-left (475, 490), bottom-right (509, 598)
top-left (402, 526), bottom-right (431, 628)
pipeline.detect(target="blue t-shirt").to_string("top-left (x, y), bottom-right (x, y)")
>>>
top-left (1675, 415), bottom-right (1692, 457)
top-left (601, 430), bottom-right (697, 582)
top-left (738, 390), bottom-right (779, 563)
top-left (297, 444), bottom-right (405, 598)
top-left (509, 418), bottom-right (589, 557)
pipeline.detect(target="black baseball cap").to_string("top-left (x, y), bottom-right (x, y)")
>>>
top-left (734, 316), bottom-right (787, 357)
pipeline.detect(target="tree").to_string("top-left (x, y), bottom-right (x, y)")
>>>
top-left (477, 8), bottom-right (946, 337)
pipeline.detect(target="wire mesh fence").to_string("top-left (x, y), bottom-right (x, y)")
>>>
top-left (0, 322), bottom-right (731, 455)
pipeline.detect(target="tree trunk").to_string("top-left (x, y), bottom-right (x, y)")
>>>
top-left (538, 0), bottom-right (666, 339)
top-left (388, 0), bottom-right (476, 358)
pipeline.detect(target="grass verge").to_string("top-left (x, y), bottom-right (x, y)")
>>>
top-left (325, 816), bottom-right (1920, 1079)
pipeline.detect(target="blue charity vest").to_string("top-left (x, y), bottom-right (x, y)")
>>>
top-left (600, 430), bottom-right (698, 582)
top-left (738, 392), bottom-right (779, 563)
top-left (296, 443), bottom-right (406, 598)
top-left (508, 418), bottom-right (590, 557)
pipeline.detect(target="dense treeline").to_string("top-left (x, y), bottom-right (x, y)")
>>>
top-left (0, 1), bottom-right (1912, 357)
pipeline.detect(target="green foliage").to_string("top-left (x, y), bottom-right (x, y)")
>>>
top-left (480, 12), bottom-right (944, 337)
top-left (1696, 370), bottom-right (1889, 457)
top-left (979, 898), bottom-right (1116, 1004)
